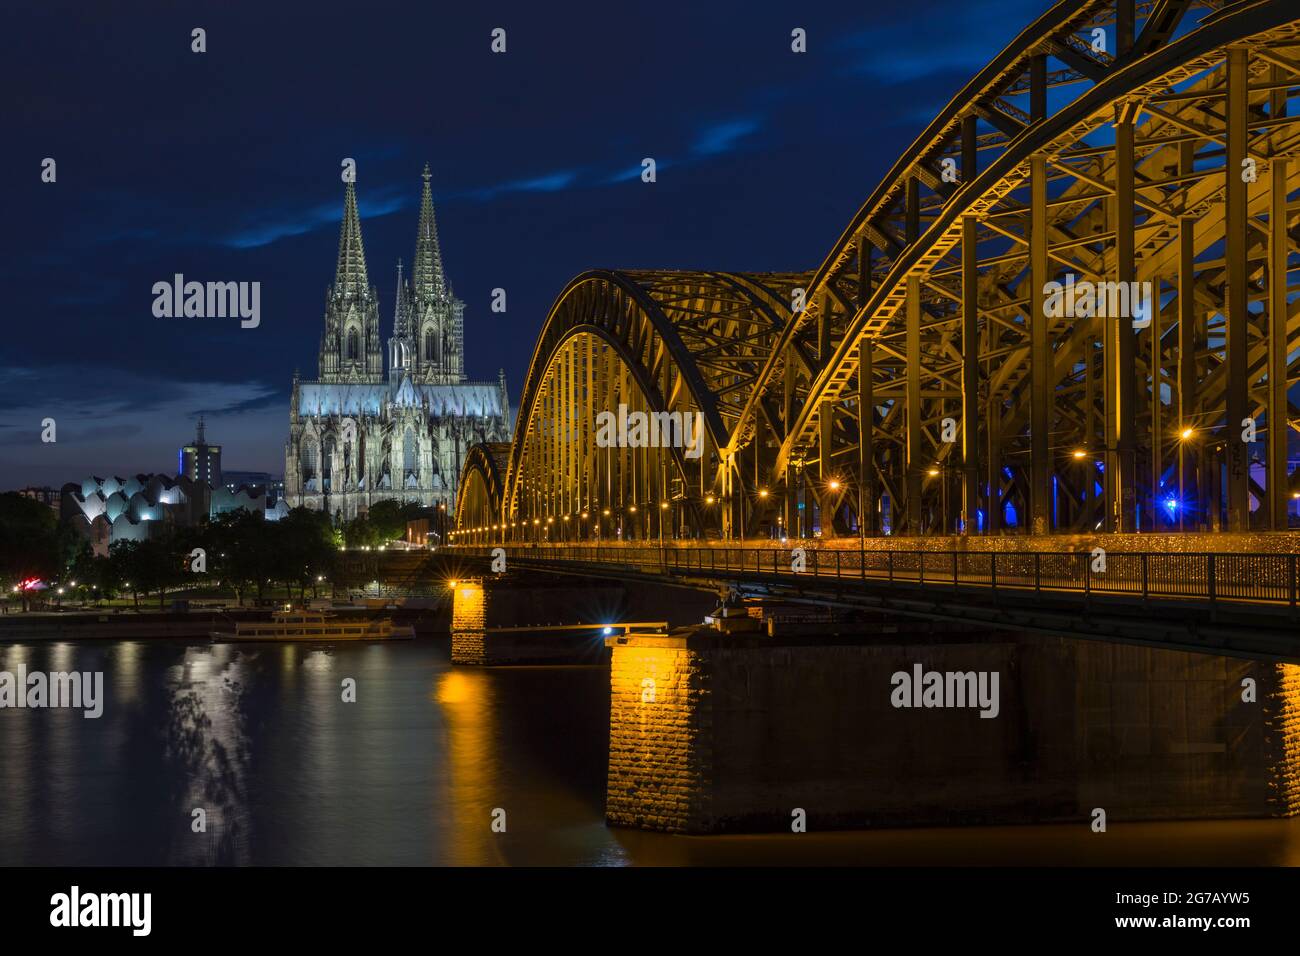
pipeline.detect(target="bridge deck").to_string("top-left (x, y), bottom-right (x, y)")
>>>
top-left (445, 543), bottom-right (1300, 661)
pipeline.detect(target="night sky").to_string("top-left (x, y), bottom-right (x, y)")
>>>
top-left (0, 0), bottom-right (1049, 489)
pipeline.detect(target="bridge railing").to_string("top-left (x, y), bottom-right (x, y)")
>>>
top-left (446, 543), bottom-right (1300, 609)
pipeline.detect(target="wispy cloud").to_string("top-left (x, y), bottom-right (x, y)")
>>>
top-left (224, 190), bottom-right (410, 249)
top-left (0, 364), bottom-right (286, 484)
top-left (692, 118), bottom-right (760, 156)
top-left (842, 0), bottom-right (1047, 83)
top-left (458, 170), bottom-right (582, 201)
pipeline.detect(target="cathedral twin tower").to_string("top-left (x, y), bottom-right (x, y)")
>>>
top-left (285, 166), bottom-right (511, 523)
top-left (319, 165), bottom-right (465, 384)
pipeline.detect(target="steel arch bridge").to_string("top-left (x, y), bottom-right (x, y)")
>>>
top-left (456, 0), bottom-right (1300, 547)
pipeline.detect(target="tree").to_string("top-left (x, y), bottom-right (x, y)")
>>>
top-left (278, 507), bottom-right (336, 599)
top-left (107, 540), bottom-right (143, 609)
top-left (366, 499), bottom-right (425, 543)
top-left (0, 493), bottom-right (66, 611)
top-left (342, 515), bottom-right (381, 549)
top-left (69, 542), bottom-right (98, 604)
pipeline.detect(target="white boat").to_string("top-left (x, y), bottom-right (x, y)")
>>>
top-left (210, 608), bottom-right (414, 642)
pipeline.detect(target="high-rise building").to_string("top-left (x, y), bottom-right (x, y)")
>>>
top-left (284, 166), bottom-right (511, 523)
top-left (179, 416), bottom-right (222, 486)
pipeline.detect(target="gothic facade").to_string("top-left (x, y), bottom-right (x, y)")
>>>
top-left (284, 167), bottom-right (511, 524)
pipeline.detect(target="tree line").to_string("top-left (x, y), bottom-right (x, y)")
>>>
top-left (0, 493), bottom-right (426, 610)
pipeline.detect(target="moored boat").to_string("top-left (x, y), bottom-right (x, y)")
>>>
top-left (210, 608), bottom-right (414, 642)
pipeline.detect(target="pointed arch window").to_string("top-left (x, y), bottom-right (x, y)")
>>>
top-left (302, 438), bottom-right (318, 482)
top-left (347, 328), bottom-right (360, 360)
top-left (403, 426), bottom-right (418, 480)
top-left (424, 330), bottom-right (436, 362)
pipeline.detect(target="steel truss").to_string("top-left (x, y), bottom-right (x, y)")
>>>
top-left (457, 0), bottom-right (1300, 545)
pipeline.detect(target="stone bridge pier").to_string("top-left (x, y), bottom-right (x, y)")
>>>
top-left (605, 620), bottom-right (1300, 834)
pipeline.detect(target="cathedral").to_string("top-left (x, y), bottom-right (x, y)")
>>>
top-left (284, 166), bottom-right (511, 524)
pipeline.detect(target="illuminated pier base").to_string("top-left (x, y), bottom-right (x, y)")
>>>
top-left (606, 626), bottom-right (1300, 833)
top-left (449, 575), bottom-right (714, 665)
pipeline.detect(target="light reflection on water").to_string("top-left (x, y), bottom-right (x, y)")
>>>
top-left (1, 637), bottom-right (1299, 866)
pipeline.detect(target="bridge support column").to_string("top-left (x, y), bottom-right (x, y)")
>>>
top-left (1108, 101), bottom-right (1139, 533)
top-left (905, 276), bottom-right (923, 533)
top-left (1225, 45), bottom-right (1250, 531)
top-left (1268, 152), bottom-right (1290, 528)
top-left (961, 215), bottom-right (980, 535)
top-left (1029, 153), bottom-right (1051, 535)
top-left (605, 625), bottom-right (1300, 833)
top-left (858, 335), bottom-right (878, 535)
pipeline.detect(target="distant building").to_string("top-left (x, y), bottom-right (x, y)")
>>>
top-left (15, 486), bottom-right (59, 512)
top-left (179, 417), bottom-right (222, 487)
top-left (222, 471), bottom-right (285, 507)
top-left (61, 473), bottom-right (288, 556)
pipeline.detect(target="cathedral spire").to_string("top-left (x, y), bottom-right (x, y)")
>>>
top-left (411, 164), bottom-right (445, 302)
top-left (333, 179), bottom-right (370, 300)
top-left (393, 258), bottom-right (409, 337)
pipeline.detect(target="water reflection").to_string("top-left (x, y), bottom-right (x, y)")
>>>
top-left (2, 637), bottom-right (1299, 866)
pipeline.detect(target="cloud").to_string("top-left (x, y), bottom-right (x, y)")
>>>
top-left (459, 170), bottom-right (581, 201)
top-left (224, 190), bottom-right (410, 249)
top-left (0, 363), bottom-right (287, 486)
top-left (692, 118), bottom-right (760, 156)
top-left (842, 0), bottom-right (1048, 83)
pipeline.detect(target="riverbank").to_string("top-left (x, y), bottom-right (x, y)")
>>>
top-left (0, 604), bottom-right (449, 641)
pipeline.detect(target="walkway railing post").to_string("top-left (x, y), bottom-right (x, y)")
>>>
top-left (1034, 553), bottom-right (1041, 594)
top-left (1141, 553), bottom-right (1149, 602)
top-left (888, 550), bottom-right (894, 583)
top-left (919, 551), bottom-right (925, 587)
top-left (1207, 553), bottom-right (1216, 607)
top-left (1290, 553), bottom-right (1298, 609)
top-left (1084, 550), bottom-right (1090, 604)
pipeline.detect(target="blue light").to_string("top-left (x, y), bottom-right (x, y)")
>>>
top-left (1163, 496), bottom-right (1179, 515)
top-left (601, 626), bottom-right (613, 636)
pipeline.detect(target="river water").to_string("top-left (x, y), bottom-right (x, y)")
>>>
top-left (2, 637), bottom-right (1299, 866)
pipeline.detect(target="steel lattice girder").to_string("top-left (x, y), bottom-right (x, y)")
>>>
top-left (730, 0), bottom-right (1300, 537)
top-left (462, 0), bottom-right (1300, 541)
top-left (498, 270), bottom-right (809, 533)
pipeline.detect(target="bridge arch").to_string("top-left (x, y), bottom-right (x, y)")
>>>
top-left (465, 270), bottom-right (808, 541)
top-left (454, 442), bottom-right (509, 544)
top-left (730, 0), bottom-right (1300, 538)
top-left (458, 0), bottom-right (1300, 543)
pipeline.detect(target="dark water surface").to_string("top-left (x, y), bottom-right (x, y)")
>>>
top-left (2, 637), bottom-right (1299, 866)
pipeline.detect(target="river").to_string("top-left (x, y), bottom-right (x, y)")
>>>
top-left (2, 637), bottom-right (1299, 866)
